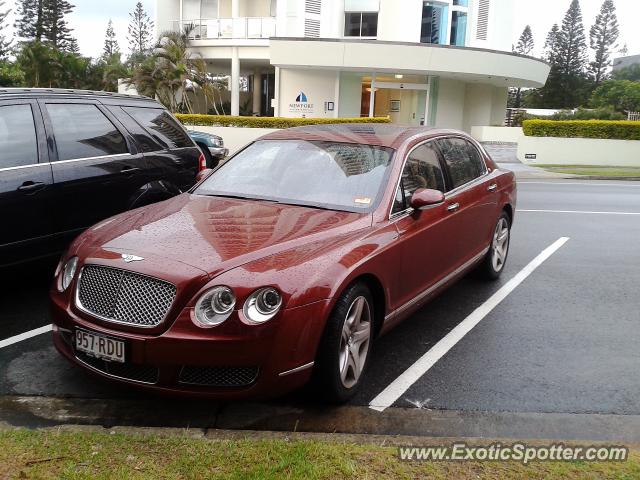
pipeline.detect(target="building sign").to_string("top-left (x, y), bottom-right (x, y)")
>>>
top-left (289, 91), bottom-right (314, 115)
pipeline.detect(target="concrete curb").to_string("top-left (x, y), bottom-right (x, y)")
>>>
top-left (2, 395), bottom-right (640, 443)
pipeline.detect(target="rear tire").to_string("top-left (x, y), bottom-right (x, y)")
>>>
top-left (477, 211), bottom-right (511, 280)
top-left (314, 282), bottom-right (374, 403)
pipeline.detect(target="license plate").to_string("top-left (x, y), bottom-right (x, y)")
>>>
top-left (75, 329), bottom-right (125, 363)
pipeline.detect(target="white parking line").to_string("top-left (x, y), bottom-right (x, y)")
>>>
top-left (519, 182), bottom-right (640, 187)
top-left (0, 324), bottom-right (53, 349)
top-left (369, 237), bottom-right (570, 412)
top-left (519, 209), bottom-right (640, 216)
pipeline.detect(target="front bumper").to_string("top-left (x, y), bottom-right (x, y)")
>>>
top-left (51, 293), bottom-right (330, 400)
top-left (208, 146), bottom-right (228, 159)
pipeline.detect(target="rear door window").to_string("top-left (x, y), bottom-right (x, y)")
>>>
top-left (123, 107), bottom-right (194, 149)
top-left (0, 104), bottom-right (39, 168)
top-left (437, 137), bottom-right (485, 190)
top-left (46, 103), bottom-right (129, 161)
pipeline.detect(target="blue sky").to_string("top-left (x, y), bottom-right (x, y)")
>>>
top-left (3, 0), bottom-right (640, 59)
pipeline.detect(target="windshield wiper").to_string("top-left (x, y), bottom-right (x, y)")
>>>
top-left (268, 200), bottom-right (342, 212)
top-left (200, 193), bottom-right (278, 203)
top-left (200, 193), bottom-right (346, 212)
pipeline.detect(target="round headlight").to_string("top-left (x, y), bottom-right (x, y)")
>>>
top-left (58, 257), bottom-right (78, 292)
top-left (243, 287), bottom-right (282, 324)
top-left (193, 286), bottom-right (236, 327)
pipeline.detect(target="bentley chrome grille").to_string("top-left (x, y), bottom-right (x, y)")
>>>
top-left (76, 265), bottom-right (176, 327)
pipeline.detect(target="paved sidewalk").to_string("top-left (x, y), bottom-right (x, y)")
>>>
top-left (482, 143), bottom-right (573, 180)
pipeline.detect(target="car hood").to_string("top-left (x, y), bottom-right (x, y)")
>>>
top-left (79, 193), bottom-right (372, 278)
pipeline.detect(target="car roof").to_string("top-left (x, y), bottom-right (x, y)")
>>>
top-left (0, 88), bottom-right (158, 106)
top-left (259, 123), bottom-right (465, 150)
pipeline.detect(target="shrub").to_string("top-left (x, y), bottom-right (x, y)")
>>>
top-left (175, 114), bottom-right (391, 129)
top-left (523, 120), bottom-right (640, 140)
top-left (511, 107), bottom-right (625, 127)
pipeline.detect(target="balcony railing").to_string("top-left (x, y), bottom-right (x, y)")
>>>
top-left (171, 17), bottom-right (277, 40)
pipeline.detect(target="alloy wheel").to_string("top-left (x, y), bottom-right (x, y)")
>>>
top-left (491, 217), bottom-right (510, 272)
top-left (338, 296), bottom-right (372, 389)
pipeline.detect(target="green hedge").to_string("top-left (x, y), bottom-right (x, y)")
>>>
top-left (523, 119), bottom-right (640, 140)
top-left (175, 114), bottom-right (391, 129)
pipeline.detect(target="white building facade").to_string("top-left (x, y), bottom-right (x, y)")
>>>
top-left (156, 0), bottom-right (549, 131)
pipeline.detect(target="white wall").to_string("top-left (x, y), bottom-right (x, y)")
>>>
top-left (377, 0), bottom-right (422, 43)
top-left (490, 86), bottom-right (508, 126)
top-left (156, 0), bottom-right (180, 33)
top-left (469, 0), bottom-right (515, 52)
top-left (462, 83), bottom-right (493, 132)
top-left (277, 68), bottom-right (338, 118)
top-left (460, 83), bottom-right (507, 131)
top-left (434, 79), bottom-right (466, 130)
top-left (184, 125), bottom-right (279, 155)
top-left (471, 126), bottom-right (523, 143)
top-left (518, 136), bottom-right (640, 167)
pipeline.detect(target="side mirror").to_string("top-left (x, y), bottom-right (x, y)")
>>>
top-left (409, 188), bottom-right (445, 210)
top-left (195, 168), bottom-right (213, 183)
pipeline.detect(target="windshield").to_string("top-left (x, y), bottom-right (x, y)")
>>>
top-left (195, 140), bottom-right (395, 213)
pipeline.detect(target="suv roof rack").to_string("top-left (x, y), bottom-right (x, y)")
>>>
top-left (0, 88), bottom-right (149, 100)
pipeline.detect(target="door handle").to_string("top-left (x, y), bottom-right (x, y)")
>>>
top-left (18, 181), bottom-right (46, 193)
top-left (121, 166), bottom-right (141, 175)
top-left (447, 203), bottom-right (460, 212)
top-left (487, 183), bottom-right (498, 192)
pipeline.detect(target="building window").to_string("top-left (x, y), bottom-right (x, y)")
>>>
top-left (183, 0), bottom-right (218, 20)
top-left (344, 12), bottom-right (378, 37)
top-left (201, 0), bottom-right (218, 18)
top-left (450, 11), bottom-right (467, 46)
top-left (420, 2), bottom-right (447, 44)
top-left (453, 0), bottom-right (468, 6)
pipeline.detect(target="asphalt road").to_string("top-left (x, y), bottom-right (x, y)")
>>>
top-left (2, 178), bottom-right (640, 423)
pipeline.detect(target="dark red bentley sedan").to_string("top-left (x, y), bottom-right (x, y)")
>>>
top-left (51, 124), bottom-right (516, 402)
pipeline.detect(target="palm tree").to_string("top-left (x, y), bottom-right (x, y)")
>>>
top-left (101, 52), bottom-right (129, 92)
top-left (127, 25), bottom-right (224, 113)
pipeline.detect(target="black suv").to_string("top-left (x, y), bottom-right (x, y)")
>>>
top-left (0, 89), bottom-right (203, 267)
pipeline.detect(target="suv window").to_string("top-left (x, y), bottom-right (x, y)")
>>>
top-left (437, 138), bottom-right (485, 190)
top-left (393, 142), bottom-right (445, 214)
top-left (46, 104), bottom-right (128, 161)
top-left (124, 107), bottom-right (193, 149)
top-left (0, 104), bottom-right (38, 169)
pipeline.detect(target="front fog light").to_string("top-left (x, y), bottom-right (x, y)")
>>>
top-left (58, 257), bottom-right (78, 292)
top-left (243, 287), bottom-right (282, 324)
top-left (194, 286), bottom-right (236, 326)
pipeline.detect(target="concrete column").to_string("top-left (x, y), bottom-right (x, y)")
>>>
top-left (232, 0), bottom-right (239, 17)
top-left (369, 73), bottom-right (376, 118)
top-left (274, 66), bottom-right (280, 117)
top-left (231, 47), bottom-right (240, 116)
top-left (423, 76), bottom-right (431, 126)
top-left (252, 69), bottom-right (262, 116)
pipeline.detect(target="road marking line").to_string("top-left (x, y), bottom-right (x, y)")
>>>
top-left (519, 182), bottom-right (640, 187)
top-left (368, 237), bottom-right (570, 412)
top-left (519, 209), bottom-right (640, 216)
top-left (0, 324), bottom-right (53, 349)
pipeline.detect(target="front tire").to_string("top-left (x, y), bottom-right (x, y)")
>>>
top-left (314, 282), bottom-right (374, 403)
top-left (478, 212), bottom-right (511, 280)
